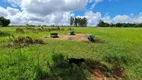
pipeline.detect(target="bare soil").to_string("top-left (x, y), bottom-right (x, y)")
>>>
top-left (44, 34), bottom-right (90, 43)
top-left (43, 34), bottom-right (105, 44)
top-left (92, 69), bottom-right (108, 80)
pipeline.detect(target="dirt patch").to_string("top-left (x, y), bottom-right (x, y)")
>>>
top-left (91, 69), bottom-right (108, 80)
top-left (43, 34), bottom-right (89, 43)
top-left (88, 61), bottom-right (110, 80)
top-left (87, 60), bottom-right (125, 80)
top-left (58, 34), bottom-right (89, 42)
top-left (43, 34), bottom-right (105, 43)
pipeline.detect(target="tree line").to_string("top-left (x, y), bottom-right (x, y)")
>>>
top-left (70, 16), bottom-right (87, 27)
top-left (97, 20), bottom-right (142, 27)
top-left (1, 16), bottom-right (142, 27)
top-left (0, 17), bottom-right (10, 27)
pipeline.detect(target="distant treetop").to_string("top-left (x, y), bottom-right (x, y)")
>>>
top-left (0, 17), bottom-right (10, 27)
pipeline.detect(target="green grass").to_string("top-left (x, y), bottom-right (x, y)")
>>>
top-left (0, 27), bottom-right (142, 80)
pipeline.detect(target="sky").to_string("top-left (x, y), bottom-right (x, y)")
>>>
top-left (0, 0), bottom-right (142, 26)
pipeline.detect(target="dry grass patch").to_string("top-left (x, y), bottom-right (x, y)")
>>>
top-left (43, 33), bottom-right (105, 43)
top-left (43, 34), bottom-right (89, 43)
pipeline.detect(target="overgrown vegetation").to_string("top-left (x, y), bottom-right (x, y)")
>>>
top-left (0, 27), bottom-right (142, 80)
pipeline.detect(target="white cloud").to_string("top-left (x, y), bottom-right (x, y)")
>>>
top-left (90, 0), bottom-right (118, 9)
top-left (7, 0), bottom-right (87, 16)
top-left (113, 15), bottom-right (132, 23)
top-left (89, 0), bottom-right (104, 3)
top-left (113, 14), bottom-right (142, 23)
top-left (90, 0), bottom-right (104, 9)
top-left (77, 11), bottom-right (111, 26)
top-left (84, 11), bottom-right (102, 25)
top-left (95, 0), bottom-right (104, 3)
top-left (7, 0), bottom-right (21, 7)
top-left (108, 0), bottom-right (118, 2)
top-left (102, 16), bottom-right (111, 23)
top-left (2, 0), bottom-right (87, 25)
top-left (88, 0), bottom-right (93, 3)
top-left (7, 10), bottom-right (72, 25)
top-left (7, 7), bottom-right (20, 16)
top-left (0, 6), bottom-right (8, 17)
top-left (76, 12), bottom-right (142, 26)
top-left (2, 0), bottom-right (142, 26)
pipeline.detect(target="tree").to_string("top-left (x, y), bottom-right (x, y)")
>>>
top-left (3, 19), bottom-right (10, 27)
top-left (110, 23), bottom-right (114, 27)
top-left (0, 21), bottom-right (2, 27)
top-left (77, 17), bottom-right (87, 27)
top-left (70, 16), bottom-right (74, 26)
top-left (97, 20), bottom-right (142, 28)
top-left (0, 17), bottom-right (10, 27)
top-left (82, 17), bottom-right (87, 27)
top-left (74, 18), bottom-right (78, 27)
top-left (77, 18), bottom-right (82, 27)
top-left (97, 20), bottom-right (105, 27)
top-left (115, 23), bottom-right (123, 27)
top-left (70, 16), bottom-right (87, 27)
top-left (97, 20), bottom-right (110, 27)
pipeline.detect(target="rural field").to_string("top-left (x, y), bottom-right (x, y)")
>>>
top-left (0, 27), bottom-right (142, 80)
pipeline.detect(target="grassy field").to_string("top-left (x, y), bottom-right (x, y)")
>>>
top-left (0, 27), bottom-right (142, 80)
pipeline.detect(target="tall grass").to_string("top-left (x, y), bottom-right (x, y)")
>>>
top-left (0, 27), bottom-right (142, 80)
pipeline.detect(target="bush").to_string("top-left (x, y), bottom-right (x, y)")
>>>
top-left (34, 39), bottom-right (45, 44)
top-left (16, 28), bottom-right (24, 33)
top-left (13, 36), bottom-right (44, 47)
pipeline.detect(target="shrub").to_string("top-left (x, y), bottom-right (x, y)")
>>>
top-left (13, 36), bottom-right (44, 47)
top-left (14, 36), bottom-right (25, 45)
top-left (36, 28), bottom-right (43, 32)
top-left (16, 28), bottom-right (24, 33)
top-left (68, 28), bottom-right (74, 30)
top-left (34, 39), bottom-right (45, 44)
top-left (25, 36), bottom-right (34, 44)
